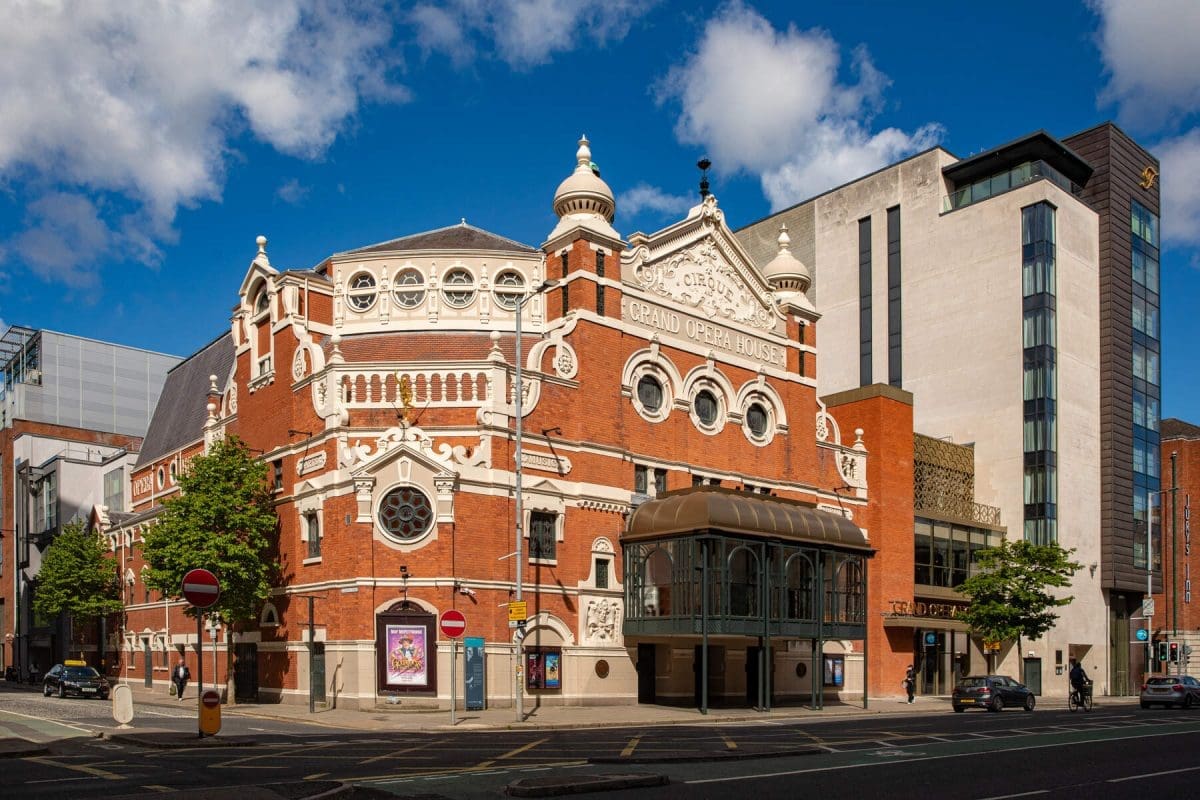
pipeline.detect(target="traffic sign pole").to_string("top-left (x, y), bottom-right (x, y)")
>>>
top-left (197, 611), bottom-right (204, 738)
top-left (440, 610), bottom-right (466, 727)
top-left (450, 637), bottom-right (457, 727)
top-left (181, 569), bottom-right (221, 738)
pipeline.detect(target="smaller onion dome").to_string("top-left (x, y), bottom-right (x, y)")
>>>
top-left (761, 224), bottom-right (810, 292)
top-left (546, 136), bottom-right (620, 244)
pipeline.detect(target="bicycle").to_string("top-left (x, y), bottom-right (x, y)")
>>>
top-left (1068, 679), bottom-right (1093, 712)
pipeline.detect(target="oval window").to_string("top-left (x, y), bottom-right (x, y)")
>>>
top-left (694, 389), bottom-right (719, 428)
top-left (637, 375), bottom-right (664, 413)
top-left (746, 402), bottom-right (769, 439)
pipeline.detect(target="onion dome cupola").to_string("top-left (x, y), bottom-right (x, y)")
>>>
top-left (546, 135), bottom-right (621, 245)
top-left (762, 224), bottom-right (816, 316)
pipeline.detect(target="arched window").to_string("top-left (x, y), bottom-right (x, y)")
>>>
top-left (643, 547), bottom-right (673, 617)
top-left (728, 546), bottom-right (760, 617)
top-left (784, 553), bottom-right (815, 620)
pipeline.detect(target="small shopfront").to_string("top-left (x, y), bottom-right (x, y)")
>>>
top-left (883, 598), bottom-right (974, 696)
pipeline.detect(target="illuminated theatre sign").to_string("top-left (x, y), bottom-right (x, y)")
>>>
top-left (623, 299), bottom-right (787, 368)
top-left (886, 599), bottom-right (967, 620)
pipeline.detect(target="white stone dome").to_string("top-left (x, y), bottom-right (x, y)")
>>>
top-left (552, 135), bottom-right (615, 223)
top-left (761, 224), bottom-right (810, 291)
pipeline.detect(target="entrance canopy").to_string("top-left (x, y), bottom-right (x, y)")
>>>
top-left (622, 488), bottom-right (874, 641)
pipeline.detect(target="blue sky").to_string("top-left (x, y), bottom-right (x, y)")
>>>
top-left (2, 1), bottom-right (1199, 421)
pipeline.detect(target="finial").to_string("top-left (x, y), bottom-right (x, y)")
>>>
top-left (256, 235), bottom-right (267, 254)
top-left (697, 157), bottom-right (711, 199)
top-left (777, 224), bottom-right (790, 251)
top-left (576, 135), bottom-right (592, 167)
top-left (461, 218), bottom-right (467, 226)
top-left (208, 374), bottom-right (218, 394)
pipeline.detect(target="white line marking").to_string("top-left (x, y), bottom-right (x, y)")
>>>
top-left (976, 791), bottom-right (1048, 800)
top-left (686, 726), bottom-right (1200, 785)
top-left (1108, 765), bottom-right (1200, 783)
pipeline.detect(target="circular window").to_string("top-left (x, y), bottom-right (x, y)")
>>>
top-left (493, 271), bottom-right (526, 310)
top-left (393, 269), bottom-right (426, 309)
top-left (745, 402), bottom-right (770, 441)
top-left (637, 375), bottom-right (664, 413)
top-left (378, 486), bottom-right (435, 540)
top-left (346, 272), bottom-right (378, 311)
top-left (694, 389), bottom-right (719, 428)
top-left (442, 268), bottom-right (476, 308)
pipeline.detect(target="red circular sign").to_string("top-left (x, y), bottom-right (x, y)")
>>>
top-left (201, 689), bottom-right (220, 709)
top-left (440, 609), bottom-right (466, 638)
top-left (181, 569), bottom-right (220, 608)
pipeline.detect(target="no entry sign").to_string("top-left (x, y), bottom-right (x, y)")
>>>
top-left (201, 689), bottom-right (221, 709)
top-left (440, 609), bottom-right (466, 638)
top-left (181, 568), bottom-right (220, 608)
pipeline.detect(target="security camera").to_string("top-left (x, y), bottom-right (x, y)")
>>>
top-left (458, 586), bottom-right (477, 598)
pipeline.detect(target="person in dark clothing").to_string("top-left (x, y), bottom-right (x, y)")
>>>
top-left (1069, 660), bottom-right (1090, 697)
top-left (904, 664), bottom-right (916, 703)
top-left (173, 658), bottom-right (191, 700)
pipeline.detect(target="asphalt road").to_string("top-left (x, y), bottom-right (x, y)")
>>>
top-left (4, 691), bottom-right (1200, 799)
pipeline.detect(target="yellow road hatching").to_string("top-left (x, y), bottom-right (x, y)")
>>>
top-left (474, 736), bottom-right (550, 769)
top-left (620, 735), bottom-right (642, 757)
top-left (26, 756), bottom-right (122, 781)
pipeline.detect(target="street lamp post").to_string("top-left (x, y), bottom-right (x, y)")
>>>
top-left (513, 279), bottom-right (557, 723)
top-left (1147, 487), bottom-right (1169, 675)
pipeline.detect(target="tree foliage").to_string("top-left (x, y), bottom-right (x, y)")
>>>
top-left (32, 521), bottom-right (124, 622)
top-left (958, 539), bottom-right (1082, 653)
top-left (142, 436), bottom-right (279, 625)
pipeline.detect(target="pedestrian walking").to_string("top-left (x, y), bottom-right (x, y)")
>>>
top-left (172, 658), bottom-right (190, 700)
top-left (903, 664), bottom-right (916, 703)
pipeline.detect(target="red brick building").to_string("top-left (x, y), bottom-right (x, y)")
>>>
top-left (1154, 418), bottom-right (1200, 672)
top-left (111, 138), bottom-right (920, 709)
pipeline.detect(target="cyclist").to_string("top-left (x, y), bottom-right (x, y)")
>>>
top-left (1069, 660), bottom-right (1090, 703)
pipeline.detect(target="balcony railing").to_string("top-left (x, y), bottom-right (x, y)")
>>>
top-left (944, 160), bottom-right (1081, 212)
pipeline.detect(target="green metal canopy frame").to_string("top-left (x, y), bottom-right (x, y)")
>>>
top-left (622, 487), bottom-right (875, 713)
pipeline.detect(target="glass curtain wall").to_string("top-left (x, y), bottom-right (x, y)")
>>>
top-left (1022, 203), bottom-right (1058, 544)
top-left (1131, 201), bottom-right (1162, 568)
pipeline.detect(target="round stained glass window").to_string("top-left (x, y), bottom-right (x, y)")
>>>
top-left (378, 486), bottom-right (435, 540)
top-left (694, 389), bottom-right (718, 427)
top-left (746, 402), bottom-right (769, 439)
top-left (637, 375), bottom-right (663, 413)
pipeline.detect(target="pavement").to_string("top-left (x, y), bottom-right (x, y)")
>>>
top-left (0, 678), bottom-right (1141, 798)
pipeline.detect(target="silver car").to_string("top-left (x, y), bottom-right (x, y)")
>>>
top-left (1140, 675), bottom-right (1200, 709)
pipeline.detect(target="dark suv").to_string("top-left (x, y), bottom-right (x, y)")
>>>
top-left (43, 661), bottom-right (110, 699)
top-left (952, 675), bottom-right (1036, 712)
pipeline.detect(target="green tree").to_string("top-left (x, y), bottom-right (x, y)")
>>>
top-left (32, 520), bottom-right (124, 662)
top-left (142, 436), bottom-right (279, 695)
top-left (958, 539), bottom-right (1083, 671)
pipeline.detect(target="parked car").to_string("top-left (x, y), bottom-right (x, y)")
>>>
top-left (952, 675), bottom-right (1036, 712)
top-left (1140, 675), bottom-right (1200, 709)
top-left (42, 660), bottom-right (110, 700)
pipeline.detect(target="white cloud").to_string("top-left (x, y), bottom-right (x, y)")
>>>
top-left (0, 1), bottom-right (407, 283)
top-left (1091, 0), bottom-right (1200, 131)
top-left (276, 179), bottom-right (311, 206)
top-left (410, 0), bottom-right (657, 70)
top-left (1155, 130), bottom-right (1200, 248)
top-left (619, 183), bottom-right (694, 218)
top-left (658, 3), bottom-right (942, 209)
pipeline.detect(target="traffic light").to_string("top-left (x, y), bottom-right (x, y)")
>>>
top-left (1157, 641), bottom-right (1170, 662)
top-left (1170, 641), bottom-right (1180, 663)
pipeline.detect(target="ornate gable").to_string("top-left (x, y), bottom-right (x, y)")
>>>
top-left (622, 195), bottom-right (781, 334)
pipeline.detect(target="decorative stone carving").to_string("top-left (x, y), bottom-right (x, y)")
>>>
top-left (632, 238), bottom-right (776, 331)
top-left (584, 598), bottom-right (620, 644)
top-left (521, 450), bottom-right (572, 475)
top-left (554, 343), bottom-right (578, 379)
top-left (354, 476), bottom-right (375, 523)
top-left (292, 348), bottom-right (308, 381)
top-left (296, 451), bottom-right (327, 476)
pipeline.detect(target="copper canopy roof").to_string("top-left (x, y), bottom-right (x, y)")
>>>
top-left (623, 488), bottom-right (872, 553)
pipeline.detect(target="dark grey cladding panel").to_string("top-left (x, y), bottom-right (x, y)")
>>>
top-left (136, 333), bottom-right (234, 467)
top-left (735, 204), bottom-right (816, 295)
top-left (340, 223), bottom-right (536, 256)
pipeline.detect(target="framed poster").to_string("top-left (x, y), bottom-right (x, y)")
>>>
top-left (544, 652), bottom-right (560, 689)
top-left (525, 646), bottom-right (562, 690)
top-left (385, 625), bottom-right (428, 687)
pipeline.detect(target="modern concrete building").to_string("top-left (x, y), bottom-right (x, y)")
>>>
top-left (0, 326), bottom-right (180, 676)
top-left (738, 121), bottom-right (1161, 697)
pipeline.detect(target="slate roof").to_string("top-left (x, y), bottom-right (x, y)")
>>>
top-left (136, 333), bottom-right (235, 467)
top-left (338, 223), bottom-right (537, 256)
top-left (1162, 418), bottom-right (1200, 440)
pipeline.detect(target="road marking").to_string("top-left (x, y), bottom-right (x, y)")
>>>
top-left (1109, 765), bottom-right (1200, 783)
top-left (216, 741), bottom-right (338, 768)
top-left (143, 785), bottom-right (175, 792)
top-left (358, 742), bottom-right (432, 765)
top-left (620, 736), bottom-right (642, 757)
top-left (686, 725), bottom-right (1200, 785)
top-left (720, 733), bottom-right (738, 750)
top-left (27, 756), bottom-right (122, 780)
top-left (305, 773), bottom-right (330, 780)
top-left (473, 737), bottom-right (550, 770)
top-left (977, 791), bottom-right (1048, 800)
